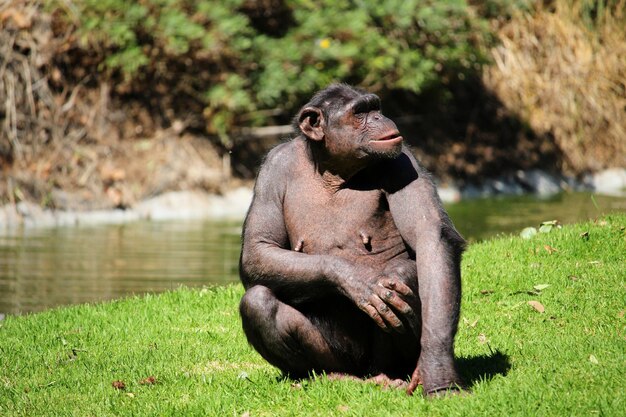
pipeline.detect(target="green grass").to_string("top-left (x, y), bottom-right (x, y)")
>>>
top-left (1, 215), bottom-right (624, 416)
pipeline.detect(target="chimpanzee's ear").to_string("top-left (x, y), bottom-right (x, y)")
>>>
top-left (298, 107), bottom-right (325, 141)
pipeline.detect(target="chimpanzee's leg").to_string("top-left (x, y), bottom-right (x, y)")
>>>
top-left (240, 285), bottom-right (347, 377)
top-left (240, 282), bottom-right (419, 380)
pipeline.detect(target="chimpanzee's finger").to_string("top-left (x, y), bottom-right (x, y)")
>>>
top-left (359, 302), bottom-right (390, 332)
top-left (375, 284), bottom-right (413, 317)
top-left (376, 284), bottom-right (420, 337)
top-left (380, 278), bottom-right (413, 298)
top-left (371, 295), bottom-right (405, 333)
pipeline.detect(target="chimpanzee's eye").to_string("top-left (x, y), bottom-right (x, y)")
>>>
top-left (353, 101), bottom-right (368, 115)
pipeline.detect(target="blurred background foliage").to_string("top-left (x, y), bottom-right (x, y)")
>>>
top-left (49, 0), bottom-right (502, 142)
top-left (1, 0), bottom-right (624, 207)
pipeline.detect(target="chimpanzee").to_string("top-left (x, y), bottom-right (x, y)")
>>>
top-left (239, 84), bottom-right (465, 396)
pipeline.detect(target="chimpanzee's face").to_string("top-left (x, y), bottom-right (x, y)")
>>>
top-left (326, 94), bottom-right (403, 160)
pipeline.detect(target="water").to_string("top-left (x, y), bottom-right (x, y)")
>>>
top-left (0, 221), bottom-right (242, 316)
top-left (447, 192), bottom-right (626, 242)
top-left (0, 192), bottom-right (624, 316)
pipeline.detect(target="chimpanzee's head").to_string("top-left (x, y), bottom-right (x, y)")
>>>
top-left (295, 84), bottom-right (403, 161)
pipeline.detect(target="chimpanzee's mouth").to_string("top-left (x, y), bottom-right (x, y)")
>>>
top-left (372, 132), bottom-right (403, 143)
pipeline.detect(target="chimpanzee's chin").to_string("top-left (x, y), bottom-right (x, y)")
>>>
top-left (367, 146), bottom-right (402, 160)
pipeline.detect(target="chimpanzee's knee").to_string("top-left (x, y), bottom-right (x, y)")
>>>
top-left (239, 285), bottom-right (278, 345)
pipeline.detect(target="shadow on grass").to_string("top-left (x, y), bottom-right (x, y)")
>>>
top-left (276, 349), bottom-right (511, 391)
top-left (457, 349), bottom-right (511, 388)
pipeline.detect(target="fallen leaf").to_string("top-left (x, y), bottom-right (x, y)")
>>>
top-left (539, 225), bottom-right (553, 233)
top-left (337, 405), bottom-right (350, 412)
top-left (617, 310), bottom-right (625, 319)
top-left (533, 284), bottom-right (550, 292)
top-left (528, 301), bottom-right (545, 313)
top-left (478, 333), bottom-right (489, 344)
top-left (543, 245), bottom-right (558, 254)
top-left (480, 289), bottom-right (494, 295)
top-left (589, 354), bottom-right (599, 364)
top-left (580, 231), bottom-right (590, 241)
top-left (291, 382), bottom-right (302, 389)
top-left (541, 220), bottom-right (559, 226)
top-left (112, 380), bottom-right (126, 390)
top-left (462, 318), bottom-right (479, 327)
top-left (139, 376), bottom-right (156, 385)
top-left (569, 275), bottom-right (579, 281)
top-left (241, 412), bottom-right (251, 417)
top-left (539, 220), bottom-right (561, 234)
top-left (126, 392), bottom-right (135, 398)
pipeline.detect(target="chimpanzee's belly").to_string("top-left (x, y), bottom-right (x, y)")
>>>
top-left (283, 184), bottom-right (409, 268)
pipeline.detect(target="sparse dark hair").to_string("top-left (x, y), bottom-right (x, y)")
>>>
top-left (292, 84), bottom-right (366, 135)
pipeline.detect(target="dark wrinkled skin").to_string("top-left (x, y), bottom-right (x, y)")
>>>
top-left (239, 84), bottom-right (465, 396)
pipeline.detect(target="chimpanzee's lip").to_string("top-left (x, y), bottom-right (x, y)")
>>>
top-left (370, 132), bottom-right (403, 144)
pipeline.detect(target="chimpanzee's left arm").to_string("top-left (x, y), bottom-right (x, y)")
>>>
top-left (385, 149), bottom-right (465, 396)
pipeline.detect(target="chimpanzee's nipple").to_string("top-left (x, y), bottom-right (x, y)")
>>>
top-left (359, 231), bottom-right (372, 251)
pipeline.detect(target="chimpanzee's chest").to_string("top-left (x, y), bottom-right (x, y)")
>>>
top-left (283, 180), bottom-right (408, 265)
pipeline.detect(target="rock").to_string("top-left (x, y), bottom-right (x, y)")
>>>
top-left (489, 176), bottom-right (525, 195)
top-left (591, 168), bottom-right (626, 195)
top-left (135, 191), bottom-right (215, 221)
top-left (461, 183), bottom-right (493, 199)
top-left (516, 169), bottom-right (561, 196)
top-left (561, 175), bottom-right (588, 192)
top-left (16, 201), bottom-right (56, 228)
top-left (0, 187), bottom-right (254, 230)
top-left (134, 187), bottom-right (253, 221)
top-left (437, 185), bottom-right (462, 203)
top-left (211, 187), bottom-right (254, 218)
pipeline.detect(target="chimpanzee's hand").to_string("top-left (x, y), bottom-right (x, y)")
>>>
top-left (333, 260), bottom-right (417, 333)
top-left (379, 258), bottom-right (420, 335)
top-left (380, 258), bottom-right (417, 295)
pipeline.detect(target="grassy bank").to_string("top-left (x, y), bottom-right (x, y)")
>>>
top-left (1, 215), bottom-right (624, 416)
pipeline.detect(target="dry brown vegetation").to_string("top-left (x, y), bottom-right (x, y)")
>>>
top-left (483, 0), bottom-right (626, 174)
top-left (0, 1), bottom-right (225, 209)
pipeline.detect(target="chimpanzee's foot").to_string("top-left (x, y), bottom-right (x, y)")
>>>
top-left (326, 372), bottom-right (361, 382)
top-left (366, 373), bottom-right (408, 390)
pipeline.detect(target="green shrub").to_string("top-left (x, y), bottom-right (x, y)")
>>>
top-left (51, 0), bottom-right (498, 144)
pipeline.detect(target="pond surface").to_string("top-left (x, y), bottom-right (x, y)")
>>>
top-left (0, 192), bottom-right (624, 316)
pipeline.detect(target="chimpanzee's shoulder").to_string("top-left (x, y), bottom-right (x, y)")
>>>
top-left (263, 138), bottom-right (303, 165)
